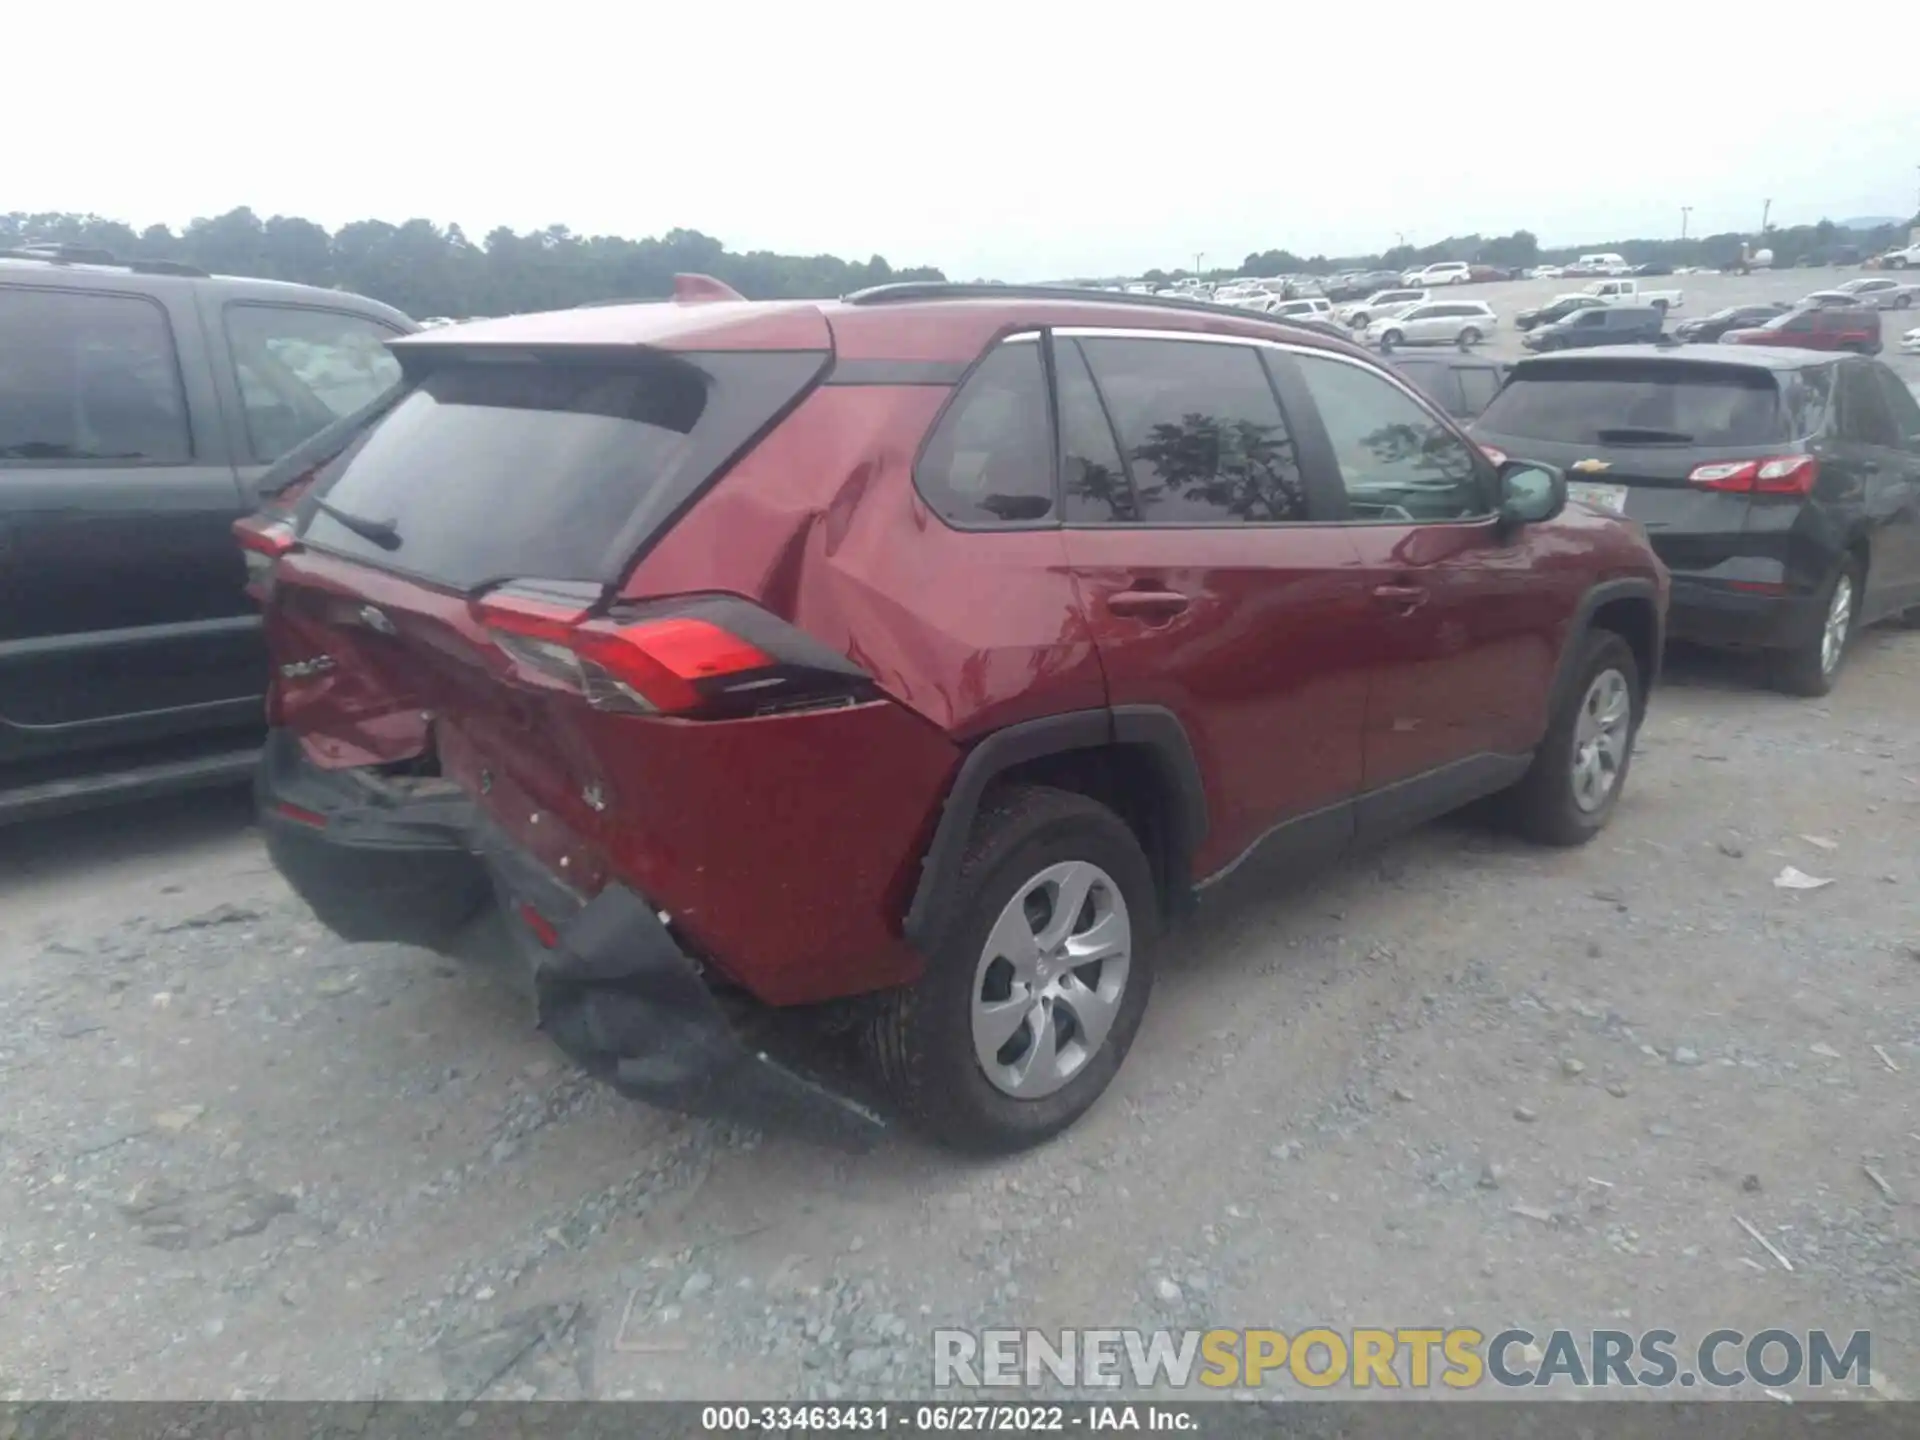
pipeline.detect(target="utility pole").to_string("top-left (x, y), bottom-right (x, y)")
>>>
top-left (1193, 251), bottom-right (1205, 279)
top-left (1761, 198), bottom-right (1772, 233)
top-left (1681, 205), bottom-right (1691, 240)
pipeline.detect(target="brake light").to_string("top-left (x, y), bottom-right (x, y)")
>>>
top-left (477, 593), bottom-right (778, 718)
top-left (1686, 456), bottom-right (1818, 496)
top-left (233, 517), bottom-right (299, 602)
top-left (1479, 444), bottom-right (1508, 466)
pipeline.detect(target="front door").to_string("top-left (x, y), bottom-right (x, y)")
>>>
top-left (1833, 362), bottom-right (1920, 618)
top-left (1275, 347), bottom-right (1578, 837)
top-left (0, 281), bottom-right (258, 754)
top-left (1054, 331), bottom-right (1372, 882)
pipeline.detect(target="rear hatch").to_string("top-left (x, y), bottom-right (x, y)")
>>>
top-left (1470, 354), bottom-right (1813, 576)
top-left (253, 310), bottom-right (837, 871)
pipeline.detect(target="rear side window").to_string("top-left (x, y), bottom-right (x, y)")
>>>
top-left (1076, 337), bottom-right (1308, 524)
top-left (1477, 360), bottom-right (1786, 447)
top-left (225, 305), bottom-right (404, 463)
top-left (1780, 367), bottom-right (1832, 438)
top-left (1837, 364), bottom-right (1899, 447)
top-left (916, 340), bottom-right (1054, 526)
top-left (1455, 365), bottom-right (1502, 415)
top-left (1871, 366), bottom-right (1920, 447)
top-left (0, 286), bottom-right (190, 463)
top-left (301, 349), bottom-right (824, 589)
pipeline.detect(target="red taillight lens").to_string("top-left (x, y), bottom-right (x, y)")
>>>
top-left (1687, 456), bottom-right (1817, 496)
top-left (233, 517), bottom-right (299, 602)
top-left (1478, 444), bottom-right (1509, 466)
top-left (477, 595), bottom-right (774, 717)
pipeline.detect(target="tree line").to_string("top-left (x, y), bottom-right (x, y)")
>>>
top-left (6, 207), bottom-right (1916, 319)
top-left (0, 208), bottom-right (947, 318)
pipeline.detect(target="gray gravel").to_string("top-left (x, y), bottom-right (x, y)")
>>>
top-left (0, 628), bottom-right (1916, 1401)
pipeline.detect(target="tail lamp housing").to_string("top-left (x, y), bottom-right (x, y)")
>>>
top-left (1686, 455), bottom-right (1819, 496)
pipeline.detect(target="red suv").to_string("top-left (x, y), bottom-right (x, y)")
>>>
top-left (238, 280), bottom-right (1668, 1153)
top-left (1725, 305), bottom-right (1882, 354)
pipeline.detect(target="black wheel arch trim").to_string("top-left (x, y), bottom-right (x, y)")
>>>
top-left (1548, 577), bottom-right (1666, 720)
top-left (901, 705), bottom-right (1208, 950)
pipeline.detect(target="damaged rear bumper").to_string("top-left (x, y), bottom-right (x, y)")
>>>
top-left (256, 730), bottom-right (883, 1149)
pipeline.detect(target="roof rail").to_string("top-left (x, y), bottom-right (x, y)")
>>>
top-left (840, 280), bottom-right (1334, 335)
top-left (0, 241), bottom-right (208, 278)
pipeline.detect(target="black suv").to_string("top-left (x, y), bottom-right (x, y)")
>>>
top-left (0, 243), bottom-right (415, 821)
top-left (1472, 345), bottom-right (1920, 694)
top-left (1522, 305), bottom-right (1665, 351)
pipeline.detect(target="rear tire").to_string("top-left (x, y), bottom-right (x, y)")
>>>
top-left (1502, 632), bottom-right (1642, 847)
top-left (865, 786), bottom-right (1157, 1153)
top-left (1770, 560), bottom-right (1861, 697)
top-left (1380, 329), bottom-right (1403, 350)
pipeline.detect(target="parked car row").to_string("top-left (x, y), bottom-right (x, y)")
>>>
top-left (9, 261), bottom-right (1919, 1157)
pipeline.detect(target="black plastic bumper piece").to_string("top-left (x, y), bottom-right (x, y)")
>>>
top-left (256, 731), bottom-right (884, 1149)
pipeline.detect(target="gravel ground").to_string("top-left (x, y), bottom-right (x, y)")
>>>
top-left (1, 628), bottom-right (1917, 1403)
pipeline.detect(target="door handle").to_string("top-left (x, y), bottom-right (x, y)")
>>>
top-left (1372, 583), bottom-right (1429, 612)
top-left (1107, 587), bottom-right (1190, 619)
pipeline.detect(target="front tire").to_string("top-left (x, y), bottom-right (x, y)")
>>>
top-left (865, 786), bottom-right (1157, 1153)
top-left (1380, 328), bottom-right (1403, 350)
top-left (1502, 632), bottom-right (1642, 846)
top-left (1458, 325), bottom-right (1482, 347)
top-left (1771, 560), bottom-right (1860, 696)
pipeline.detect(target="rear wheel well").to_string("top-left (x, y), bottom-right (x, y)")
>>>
top-left (1588, 596), bottom-right (1659, 696)
top-left (989, 745), bottom-right (1184, 918)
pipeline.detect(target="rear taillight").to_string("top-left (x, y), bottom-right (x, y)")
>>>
top-left (1686, 455), bottom-right (1818, 496)
top-left (233, 516), bottom-right (300, 601)
top-left (476, 590), bottom-right (869, 720)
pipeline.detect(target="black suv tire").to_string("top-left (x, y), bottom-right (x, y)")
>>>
top-left (1770, 558), bottom-right (1861, 697)
top-left (866, 785), bottom-right (1156, 1153)
top-left (1503, 631), bottom-right (1643, 846)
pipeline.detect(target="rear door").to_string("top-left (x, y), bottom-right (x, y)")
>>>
top-left (1834, 362), bottom-right (1920, 617)
top-left (0, 279), bottom-right (259, 751)
top-left (1054, 331), bottom-right (1371, 880)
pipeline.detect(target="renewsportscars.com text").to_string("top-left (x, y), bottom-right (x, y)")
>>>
top-left (932, 1327), bottom-right (1872, 1391)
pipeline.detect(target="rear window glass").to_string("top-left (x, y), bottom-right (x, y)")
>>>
top-left (1477, 360), bottom-right (1786, 447)
top-left (298, 349), bottom-right (823, 590)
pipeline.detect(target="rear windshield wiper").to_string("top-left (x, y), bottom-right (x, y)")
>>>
top-left (312, 498), bottom-right (402, 550)
top-left (1593, 427), bottom-right (1695, 445)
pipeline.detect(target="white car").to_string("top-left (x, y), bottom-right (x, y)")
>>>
top-left (1402, 262), bottom-right (1472, 287)
top-left (1339, 288), bottom-right (1430, 327)
top-left (1831, 276), bottom-right (1920, 310)
top-left (1903, 326), bottom-right (1920, 355)
top-left (1366, 300), bottom-right (1498, 350)
top-left (1258, 296), bottom-right (1335, 321)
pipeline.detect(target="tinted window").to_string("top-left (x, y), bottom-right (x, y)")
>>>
top-left (1056, 340), bottom-right (1136, 523)
top-left (916, 340), bottom-right (1054, 526)
top-left (224, 305), bottom-right (403, 462)
top-left (0, 287), bottom-right (190, 463)
top-left (1777, 312), bottom-right (1817, 334)
top-left (1292, 353), bottom-right (1488, 522)
top-left (303, 349), bottom-right (823, 589)
top-left (1837, 364), bottom-right (1899, 447)
top-left (1390, 360), bottom-right (1465, 417)
top-left (1477, 360), bottom-right (1786, 447)
top-left (1781, 367), bottom-right (1833, 438)
top-left (1870, 365), bottom-right (1920, 447)
top-left (1077, 338), bottom-right (1307, 523)
top-left (1455, 365), bottom-right (1503, 415)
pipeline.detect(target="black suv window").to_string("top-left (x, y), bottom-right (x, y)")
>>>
top-left (1837, 363), bottom-right (1899, 447)
top-left (1075, 337), bottom-right (1307, 524)
top-left (1477, 359), bottom-right (1787, 447)
top-left (224, 304), bottom-right (405, 463)
top-left (1781, 366), bottom-right (1833, 438)
top-left (0, 287), bottom-right (191, 464)
top-left (1870, 366), bottom-right (1920, 449)
top-left (1390, 359), bottom-right (1465, 417)
top-left (1572, 311), bottom-right (1605, 327)
top-left (1290, 352), bottom-right (1489, 521)
top-left (1455, 365), bottom-right (1503, 415)
top-left (916, 339), bottom-right (1055, 526)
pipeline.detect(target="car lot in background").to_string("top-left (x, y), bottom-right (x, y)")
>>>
top-left (1339, 287), bottom-right (1429, 327)
top-left (1726, 305), bottom-right (1881, 355)
top-left (1522, 304), bottom-right (1665, 351)
top-left (1516, 294), bottom-right (1607, 331)
top-left (1675, 302), bottom-right (1791, 342)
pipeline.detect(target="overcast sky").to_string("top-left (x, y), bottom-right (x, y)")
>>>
top-left (16, 0), bottom-right (1915, 279)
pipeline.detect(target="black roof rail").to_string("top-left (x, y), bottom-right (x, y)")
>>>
top-left (840, 281), bottom-right (1336, 336)
top-left (0, 241), bottom-right (208, 278)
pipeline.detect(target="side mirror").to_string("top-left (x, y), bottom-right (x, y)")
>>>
top-left (1497, 461), bottom-right (1566, 527)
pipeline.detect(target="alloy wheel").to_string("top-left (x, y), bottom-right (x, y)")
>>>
top-left (1570, 668), bottom-right (1631, 813)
